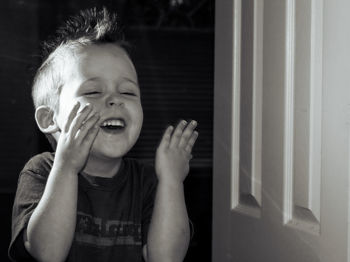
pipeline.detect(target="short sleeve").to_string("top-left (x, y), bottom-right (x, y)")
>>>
top-left (141, 165), bottom-right (158, 246)
top-left (8, 169), bottom-right (49, 261)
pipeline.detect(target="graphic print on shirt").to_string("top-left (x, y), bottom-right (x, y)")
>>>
top-left (75, 211), bottom-right (142, 247)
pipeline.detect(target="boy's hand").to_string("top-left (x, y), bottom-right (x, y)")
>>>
top-left (54, 102), bottom-right (100, 173)
top-left (155, 120), bottom-right (198, 184)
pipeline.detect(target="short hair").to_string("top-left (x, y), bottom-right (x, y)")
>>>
top-left (32, 7), bottom-right (129, 112)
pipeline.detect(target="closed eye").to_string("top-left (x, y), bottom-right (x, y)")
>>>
top-left (122, 92), bottom-right (137, 96)
top-left (84, 91), bottom-right (101, 96)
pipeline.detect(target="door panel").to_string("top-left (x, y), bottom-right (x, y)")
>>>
top-left (212, 0), bottom-right (350, 261)
top-left (284, 0), bottom-right (323, 233)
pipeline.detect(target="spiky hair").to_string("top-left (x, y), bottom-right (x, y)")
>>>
top-left (42, 7), bottom-right (127, 59)
top-left (32, 7), bottom-right (128, 111)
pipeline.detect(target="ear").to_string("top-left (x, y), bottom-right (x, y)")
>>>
top-left (35, 106), bottom-right (60, 134)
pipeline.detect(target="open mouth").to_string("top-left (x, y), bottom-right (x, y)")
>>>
top-left (100, 118), bottom-right (126, 134)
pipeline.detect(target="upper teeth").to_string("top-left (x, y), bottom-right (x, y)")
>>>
top-left (102, 119), bottom-right (125, 127)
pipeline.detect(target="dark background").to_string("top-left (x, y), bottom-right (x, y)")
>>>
top-left (0, 0), bottom-right (213, 261)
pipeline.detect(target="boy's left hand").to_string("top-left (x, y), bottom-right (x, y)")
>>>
top-left (155, 120), bottom-right (198, 184)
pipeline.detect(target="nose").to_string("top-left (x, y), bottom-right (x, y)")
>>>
top-left (106, 93), bottom-right (124, 107)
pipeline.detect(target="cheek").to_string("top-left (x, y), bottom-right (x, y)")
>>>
top-left (56, 99), bottom-right (83, 128)
top-left (128, 103), bottom-right (143, 135)
top-left (57, 95), bottom-right (77, 125)
top-left (54, 109), bottom-right (69, 129)
top-left (76, 98), bottom-right (103, 113)
top-left (135, 104), bottom-right (144, 128)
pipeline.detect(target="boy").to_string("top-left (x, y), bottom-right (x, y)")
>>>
top-left (9, 7), bottom-right (198, 262)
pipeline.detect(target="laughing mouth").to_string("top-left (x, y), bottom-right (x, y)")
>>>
top-left (100, 118), bottom-right (126, 131)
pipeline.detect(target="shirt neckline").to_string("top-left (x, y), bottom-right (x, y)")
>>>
top-left (79, 159), bottom-right (127, 191)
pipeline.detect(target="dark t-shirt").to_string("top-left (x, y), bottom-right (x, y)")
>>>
top-left (9, 152), bottom-right (158, 262)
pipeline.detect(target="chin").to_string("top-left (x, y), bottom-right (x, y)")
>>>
top-left (91, 148), bottom-right (127, 160)
top-left (90, 141), bottom-right (133, 160)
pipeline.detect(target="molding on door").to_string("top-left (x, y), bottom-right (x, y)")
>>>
top-left (230, 0), bottom-right (242, 211)
top-left (233, 0), bottom-right (264, 218)
top-left (283, 0), bottom-right (323, 235)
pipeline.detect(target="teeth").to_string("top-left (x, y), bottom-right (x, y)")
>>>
top-left (102, 119), bottom-right (125, 127)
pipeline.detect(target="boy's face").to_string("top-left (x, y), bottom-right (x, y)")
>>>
top-left (55, 43), bottom-right (143, 160)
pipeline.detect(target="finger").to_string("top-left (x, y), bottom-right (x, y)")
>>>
top-left (159, 125), bottom-right (174, 149)
top-left (69, 104), bottom-right (93, 137)
top-left (185, 131), bottom-right (199, 153)
top-left (178, 120), bottom-right (197, 148)
top-left (74, 113), bottom-right (100, 142)
top-left (64, 102), bottom-right (81, 133)
top-left (80, 121), bottom-right (100, 150)
top-left (169, 120), bottom-right (187, 148)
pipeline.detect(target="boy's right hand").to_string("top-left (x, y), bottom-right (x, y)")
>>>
top-left (54, 102), bottom-right (100, 173)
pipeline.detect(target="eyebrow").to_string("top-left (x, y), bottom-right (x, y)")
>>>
top-left (81, 77), bottom-right (101, 85)
top-left (79, 76), bottom-right (139, 90)
top-left (122, 77), bottom-right (139, 87)
top-left (76, 78), bottom-right (100, 90)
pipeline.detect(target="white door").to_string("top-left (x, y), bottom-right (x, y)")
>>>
top-left (212, 0), bottom-right (350, 261)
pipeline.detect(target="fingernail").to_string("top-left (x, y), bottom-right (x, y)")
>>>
top-left (191, 120), bottom-right (197, 126)
top-left (182, 120), bottom-right (187, 125)
top-left (80, 105), bottom-right (90, 112)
